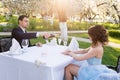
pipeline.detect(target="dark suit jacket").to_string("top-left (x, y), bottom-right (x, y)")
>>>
top-left (11, 26), bottom-right (37, 47)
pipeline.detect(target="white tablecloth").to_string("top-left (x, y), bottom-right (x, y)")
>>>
top-left (0, 44), bottom-right (74, 80)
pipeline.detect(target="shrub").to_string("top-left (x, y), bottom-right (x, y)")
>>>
top-left (109, 30), bottom-right (120, 39)
top-left (28, 18), bottom-right (60, 31)
top-left (67, 21), bottom-right (97, 30)
top-left (6, 16), bottom-right (18, 28)
top-left (103, 23), bottom-right (120, 30)
top-left (1, 15), bottom-right (120, 31)
top-left (0, 15), bottom-right (6, 22)
top-left (0, 26), bottom-right (4, 31)
top-left (29, 18), bottom-right (38, 30)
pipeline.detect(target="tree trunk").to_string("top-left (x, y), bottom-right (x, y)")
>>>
top-left (59, 22), bottom-right (68, 40)
top-left (56, 0), bottom-right (68, 42)
top-left (112, 4), bottom-right (120, 24)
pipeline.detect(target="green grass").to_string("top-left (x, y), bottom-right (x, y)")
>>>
top-left (78, 41), bottom-right (120, 66)
top-left (68, 33), bottom-right (89, 38)
top-left (109, 36), bottom-right (120, 44)
top-left (31, 37), bottom-right (120, 66)
top-left (30, 36), bottom-right (46, 45)
top-left (103, 46), bottom-right (120, 66)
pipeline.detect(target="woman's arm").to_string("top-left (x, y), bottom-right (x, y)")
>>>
top-left (63, 47), bottom-right (90, 55)
top-left (73, 47), bottom-right (90, 54)
top-left (69, 47), bottom-right (102, 61)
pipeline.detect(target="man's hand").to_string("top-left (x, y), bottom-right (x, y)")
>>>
top-left (43, 33), bottom-right (52, 39)
top-left (43, 33), bottom-right (55, 39)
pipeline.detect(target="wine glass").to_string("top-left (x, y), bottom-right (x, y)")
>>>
top-left (21, 39), bottom-right (29, 53)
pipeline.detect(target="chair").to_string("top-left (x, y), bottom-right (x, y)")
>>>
top-left (107, 56), bottom-right (120, 73)
top-left (0, 37), bottom-right (12, 52)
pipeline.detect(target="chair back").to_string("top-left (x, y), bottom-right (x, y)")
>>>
top-left (0, 37), bottom-right (12, 52)
top-left (116, 56), bottom-right (120, 73)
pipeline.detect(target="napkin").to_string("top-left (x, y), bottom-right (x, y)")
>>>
top-left (9, 38), bottom-right (21, 55)
top-left (67, 37), bottom-right (79, 51)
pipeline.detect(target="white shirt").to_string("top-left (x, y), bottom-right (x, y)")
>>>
top-left (19, 26), bottom-right (26, 33)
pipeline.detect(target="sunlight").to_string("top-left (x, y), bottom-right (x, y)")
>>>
top-left (56, 0), bottom-right (65, 4)
top-left (56, 0), bottom-right (67, 9)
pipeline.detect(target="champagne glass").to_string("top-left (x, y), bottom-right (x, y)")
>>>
top-left (63, 39), bottom-right (68, 46)
top-left (45, 39), bottom-right (50, 44)
top-left (58, 38), bottom-right (62, 45)
top-left (63, 40), bottom-right (67, 46)
top-left (43, 34), bottom-right (55, 45)
top-left (21, 39), bottom-right (29, 53)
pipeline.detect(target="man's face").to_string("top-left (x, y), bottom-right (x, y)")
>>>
top-left (19, 17), bottom-right (29, 29)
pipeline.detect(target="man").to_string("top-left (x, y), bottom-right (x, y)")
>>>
top-left (12, 15), bottom-right (50, 47)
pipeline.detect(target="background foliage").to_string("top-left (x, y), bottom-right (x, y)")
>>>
top-left (0, 16), bottom-right (120, 32)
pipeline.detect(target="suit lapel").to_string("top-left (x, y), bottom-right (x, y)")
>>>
top-left (18, 27), bottom-right (24, 33)
top-left (18, 26), bottom-right (31, 46)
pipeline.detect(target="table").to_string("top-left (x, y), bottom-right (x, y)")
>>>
top-left (0, 44), bottom-right (74, 80)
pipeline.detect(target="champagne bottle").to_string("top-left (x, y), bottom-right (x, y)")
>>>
top-left (43, 34), bottom-right (55, 39)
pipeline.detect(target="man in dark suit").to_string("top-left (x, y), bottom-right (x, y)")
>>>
top-left (12, 15), bottom-right (50, 47)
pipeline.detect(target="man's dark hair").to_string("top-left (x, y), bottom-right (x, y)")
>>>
top-left (18, 15), bottom-right (28, 24)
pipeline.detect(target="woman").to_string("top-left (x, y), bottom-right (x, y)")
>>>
top-left (63, 25), bottom-right (118, 80)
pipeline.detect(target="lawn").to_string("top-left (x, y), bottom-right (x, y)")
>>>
top-left (31, 37), bottom-right (120, 66)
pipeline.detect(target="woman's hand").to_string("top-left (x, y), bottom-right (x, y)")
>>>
top-left (62, 49), bottom-right (71, 55)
